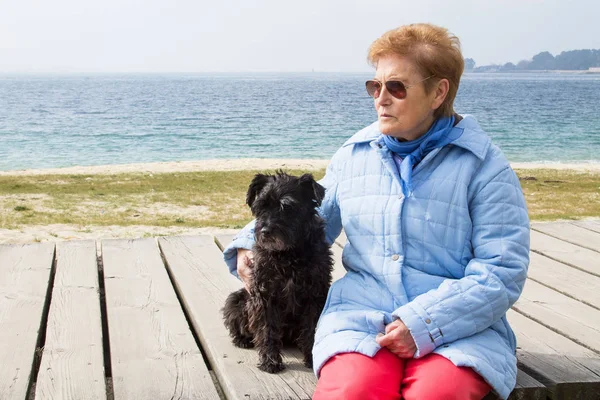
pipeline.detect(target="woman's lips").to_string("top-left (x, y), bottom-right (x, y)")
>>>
top-left (380, 113), bottom-right (393, 118)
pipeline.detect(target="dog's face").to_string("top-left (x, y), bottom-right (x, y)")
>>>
top-left (246, 172), bottom-right (325, 251)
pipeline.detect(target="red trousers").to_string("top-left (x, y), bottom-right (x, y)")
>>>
top-left (312, 349), bottom-right (492, 400)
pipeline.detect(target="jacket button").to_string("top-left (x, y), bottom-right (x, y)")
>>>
top-left (391, 254), bottom-right (399, 261)
top-left (425, 318), bottom-right (431, 324)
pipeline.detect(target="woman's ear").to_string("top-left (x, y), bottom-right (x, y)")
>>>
top-left (431, 78), bottom-right (449, 111)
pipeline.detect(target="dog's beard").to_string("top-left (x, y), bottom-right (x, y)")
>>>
top-left (256, 231), bottom-right (293, 251)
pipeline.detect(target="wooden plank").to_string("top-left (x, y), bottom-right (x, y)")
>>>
top-left (508, 309), bottom-right (600, 399)
top-left (214, 234), bottom-right (235, 252)
top-left (0, 242), bottom-right (55, 400)
top-left (35, 240), bottom-right (106, 400)
top-left (571, 219), bottom-right (600, 234)
top-left (527, 252), bottom-right (600, 310)
top-left (532, 222), bottom-right (600, 253)
top-left (513, 279), bottom-right (600, 353)
top-left (102, 238), bottom-right (219, 400)
top-left (530, 230), bottom-right (600, 277)
top-left (485, 370), bottom-right (547, 400)
top-left (509, 370), bottom-right (546, 400)
top-left (159, 235), bottom-right (317, 400)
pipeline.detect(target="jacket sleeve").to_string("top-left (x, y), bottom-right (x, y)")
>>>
top-left (223, 159), bottom-right (343, 278)
top-left (223, 219), bottom-right (256, 278)
top-left (318, 158), bottom-right (343, 245)
top-left (392, 166), bottom-right (530, 358)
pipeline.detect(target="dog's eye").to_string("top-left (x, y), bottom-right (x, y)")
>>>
top-left (280, 200), bottom-right (295, 211)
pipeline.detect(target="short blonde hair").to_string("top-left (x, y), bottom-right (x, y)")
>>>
top-left (367, 23), bottom-right (464, 117)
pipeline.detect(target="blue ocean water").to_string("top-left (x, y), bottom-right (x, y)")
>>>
top-left (1, 72), bottom-right (599, 171)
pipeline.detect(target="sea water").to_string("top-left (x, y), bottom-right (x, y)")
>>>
top-left (1, 72), bottom-right (598, 171)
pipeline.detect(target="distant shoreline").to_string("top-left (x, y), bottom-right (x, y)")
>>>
top-left (1, 159), bottom-right (599, 176)
top-left (466, 70), bottom-right (600, 74)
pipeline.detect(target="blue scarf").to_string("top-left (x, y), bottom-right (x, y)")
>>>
top-left (382, 115), bottom-right (462, 196)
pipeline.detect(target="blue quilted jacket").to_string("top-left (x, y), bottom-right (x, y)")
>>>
top-left (224, 115), bottom-right (530, 399)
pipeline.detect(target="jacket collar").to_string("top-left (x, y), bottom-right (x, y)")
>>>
top-left (342, 115), bottom-right (490, 161)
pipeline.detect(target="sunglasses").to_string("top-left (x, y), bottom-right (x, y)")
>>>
top-left (365, 75), bottom-right (434, 99)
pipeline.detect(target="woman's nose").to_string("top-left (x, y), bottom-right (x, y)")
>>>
top-left (377, 86), bottom-right (392, 106)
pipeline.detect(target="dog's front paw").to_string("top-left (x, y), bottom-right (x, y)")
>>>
top-left (258, 360), bottom-right (285, 373)
top-left (233, 336), bottom-right (254, 349)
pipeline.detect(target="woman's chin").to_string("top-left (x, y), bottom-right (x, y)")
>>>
top-left (379, 122), bottom-right (404, 138)
top-left (379, 121), bottom-right (396, 134)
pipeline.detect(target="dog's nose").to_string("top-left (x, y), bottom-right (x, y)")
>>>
top-left (260, 227), bottom-right (271, 236)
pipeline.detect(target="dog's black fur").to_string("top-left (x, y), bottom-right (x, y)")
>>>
top-left (222, 171), bottom-right (333, 373)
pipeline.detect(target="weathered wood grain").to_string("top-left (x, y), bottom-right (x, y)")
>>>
top-left (572, 220), bottom-right (600, 234)
top-left (213, 234), bottom-right (235, 252)
top-left (509, 310), bottom-right (600, 400)
top-left (35, 240), bottom-right (106, 400)
top-left (0, 243), bottom-right (54, 399)
top-left (159, 235), bottom-right (317, 400)
top-left (102, 238), bottom-right (219, 400)
top-left (532, 222), bottom-right (600, 253)
top-left (527, 252), bottom-right (600, 310)
top-left (508, 370), bottom-right (546, 400)
top-left (0, 242), bottom-right (55, 400)
top-left (530, 230), bottom-right (600, 277)
top-left (513, 280), bottom-right (600, 353)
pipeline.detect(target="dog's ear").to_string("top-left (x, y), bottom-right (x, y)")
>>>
top-left (299, 173), bottom-right (325, 207)
top-left (246, 174), bottom-right (271, 207)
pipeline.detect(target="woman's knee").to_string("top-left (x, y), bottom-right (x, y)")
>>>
top-left (402, 354), bottom-right (492, 400)
top-left (313, 350), bottom-right (404, 400)
top-left (315, 377), bottom-right (402, 400)
top-left (405, 383), bottom-right (490, 400)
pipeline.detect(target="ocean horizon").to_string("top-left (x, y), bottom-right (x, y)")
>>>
top-left (1, 72), bottom-right (599, 171)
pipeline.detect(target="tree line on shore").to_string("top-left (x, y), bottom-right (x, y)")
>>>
top-left (465, 49), bottom-right (600, 72)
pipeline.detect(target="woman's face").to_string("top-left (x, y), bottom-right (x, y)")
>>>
top-left (373, 54), bottom-right (442, 141)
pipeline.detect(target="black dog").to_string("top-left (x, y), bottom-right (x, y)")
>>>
top-left (222, 171), bottom-right (333, 373)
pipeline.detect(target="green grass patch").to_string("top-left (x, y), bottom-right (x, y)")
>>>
top-left (0, 169), bottom-right (325, 229)
top-left (515, 169), bottom-right (600, 221)
top-left (0, 168), bottom-right (597, 230)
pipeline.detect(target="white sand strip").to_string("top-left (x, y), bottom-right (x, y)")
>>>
top-left (1, 159), bottom-right (599, 176)
top-left (0, 159), bottom-right (331, 176)
top-left (0, 224), bottom-right (240, 245)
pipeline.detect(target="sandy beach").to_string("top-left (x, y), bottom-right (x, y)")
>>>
top-left (1, 158), bottom-right (600, 176)
top-left (1, 158), bottom-right (599, 244)
top-left (0, 159), bottom-right (332, 176)
top-left (0, 224), bottom-right (240, 245)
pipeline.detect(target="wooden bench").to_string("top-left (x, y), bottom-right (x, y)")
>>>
top-left (1, 220), bottom-right (599, 399)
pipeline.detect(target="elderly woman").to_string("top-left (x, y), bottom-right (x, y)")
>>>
top-left (224, 23), bottom-right (529, 400)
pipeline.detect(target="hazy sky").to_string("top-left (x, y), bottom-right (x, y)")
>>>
top-left (1, 0), bottom-right (598, 73)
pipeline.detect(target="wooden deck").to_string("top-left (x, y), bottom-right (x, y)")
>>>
top-left (1, 220), bottom-right (599, 400)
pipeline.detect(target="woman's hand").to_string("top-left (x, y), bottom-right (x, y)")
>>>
top-left (236, 249), bottom-right (254, 291)
top-left (375, 319), bottom-right (417, 358)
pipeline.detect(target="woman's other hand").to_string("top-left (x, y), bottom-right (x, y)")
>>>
top-left (236, 249), bottom-right (254, 291)
top-left (376, 319), bottom-right (417, 358)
